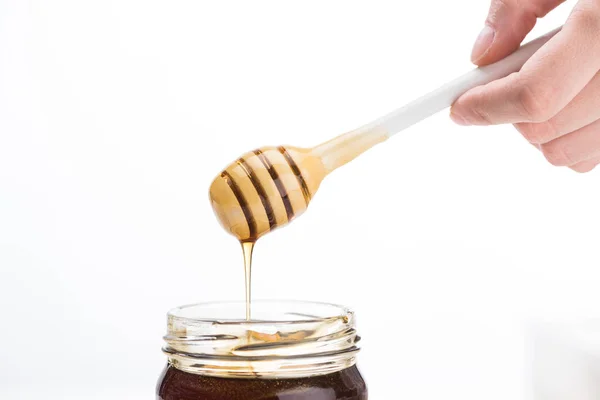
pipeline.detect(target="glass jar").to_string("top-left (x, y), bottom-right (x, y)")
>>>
top-left (156, 300), bottom-right (367, 400)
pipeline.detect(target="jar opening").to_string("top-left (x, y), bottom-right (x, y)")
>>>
top-left (163, 300), bottom-right (360, 379)
top-left (169, 300), bottom-right (352, 324)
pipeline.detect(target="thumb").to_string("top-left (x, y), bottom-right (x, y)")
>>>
top-left (471, 0), bottom-right (565, 66)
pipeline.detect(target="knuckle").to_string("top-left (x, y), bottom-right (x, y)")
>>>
top-left (487, 0), bottom-right (511, 24)
top-left (569, 6), bottom-right (600, 32)
top-left (572, 157), bottom-right (600, 173)
top-left (470, 105), bottom-right (493, 125)
top-left (516, 80), bottom-right (557, 122)
top-left (458, 87), bottom-right (493, 125)
top-left (541, 142), bottom-right (573, 167)
top-left (570, 164), bottom-right (594, 173)
top-left (531, 0), bottom-right (566, 18)
top-left (515, 122), bottom-right (555, 144)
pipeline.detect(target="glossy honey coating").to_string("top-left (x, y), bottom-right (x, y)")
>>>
top-left (209, 146), bottom-right (327, 242)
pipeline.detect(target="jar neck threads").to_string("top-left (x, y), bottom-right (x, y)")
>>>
top-left (162, 300), bottom-right (361, 379)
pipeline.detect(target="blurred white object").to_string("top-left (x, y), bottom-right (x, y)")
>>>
top-left (531, 321), bottom-right (600, 400)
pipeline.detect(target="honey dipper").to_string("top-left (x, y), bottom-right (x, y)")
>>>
top-left (210, 28), bottom-right (560, 242)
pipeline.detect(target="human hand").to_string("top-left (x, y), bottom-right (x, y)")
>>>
top-left (450, 0), bottom-right (600, 172)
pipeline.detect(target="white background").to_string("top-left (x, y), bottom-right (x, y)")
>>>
top-left (1, 1), bottom-right (598, 399)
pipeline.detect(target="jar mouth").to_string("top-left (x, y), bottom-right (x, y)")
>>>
top-left (163, 300), bottom-right (360, 379)
top-left (168, 299), bottom-right (352, 325)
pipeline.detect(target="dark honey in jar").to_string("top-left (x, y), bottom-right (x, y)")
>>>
top-left (156, 300), bottom-right (367, 400)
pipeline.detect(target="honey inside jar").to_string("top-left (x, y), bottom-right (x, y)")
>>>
top-left (157, 300), bottom-right (368, 400)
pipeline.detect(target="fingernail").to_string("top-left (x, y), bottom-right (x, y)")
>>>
top-left (450, 111), bottom-right (469, 126)
top-left (471, 25), bottom-right (495, 63)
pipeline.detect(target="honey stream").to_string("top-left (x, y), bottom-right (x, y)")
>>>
top-left (241, 241), bottom-right (255, 321)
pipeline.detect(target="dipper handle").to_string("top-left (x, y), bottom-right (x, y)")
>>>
top-left (315, 27), bottom-right (562, 173)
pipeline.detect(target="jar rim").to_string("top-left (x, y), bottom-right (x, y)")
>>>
top-left (167, 299), bottom-right (352, 325)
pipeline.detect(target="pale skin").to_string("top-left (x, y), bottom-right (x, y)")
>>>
top-left (450, 0), bottom-right (600, 173)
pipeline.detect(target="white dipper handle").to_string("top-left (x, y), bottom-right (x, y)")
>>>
top-left (314, 27), bottom-right (562, 173)
top-left (368, 27), bottom-right (562, 137)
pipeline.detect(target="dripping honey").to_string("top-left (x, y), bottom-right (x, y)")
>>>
top-left (209, 128), bottom-right (389, 319)
top-left (241, 241), bottom-right (254, 320)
